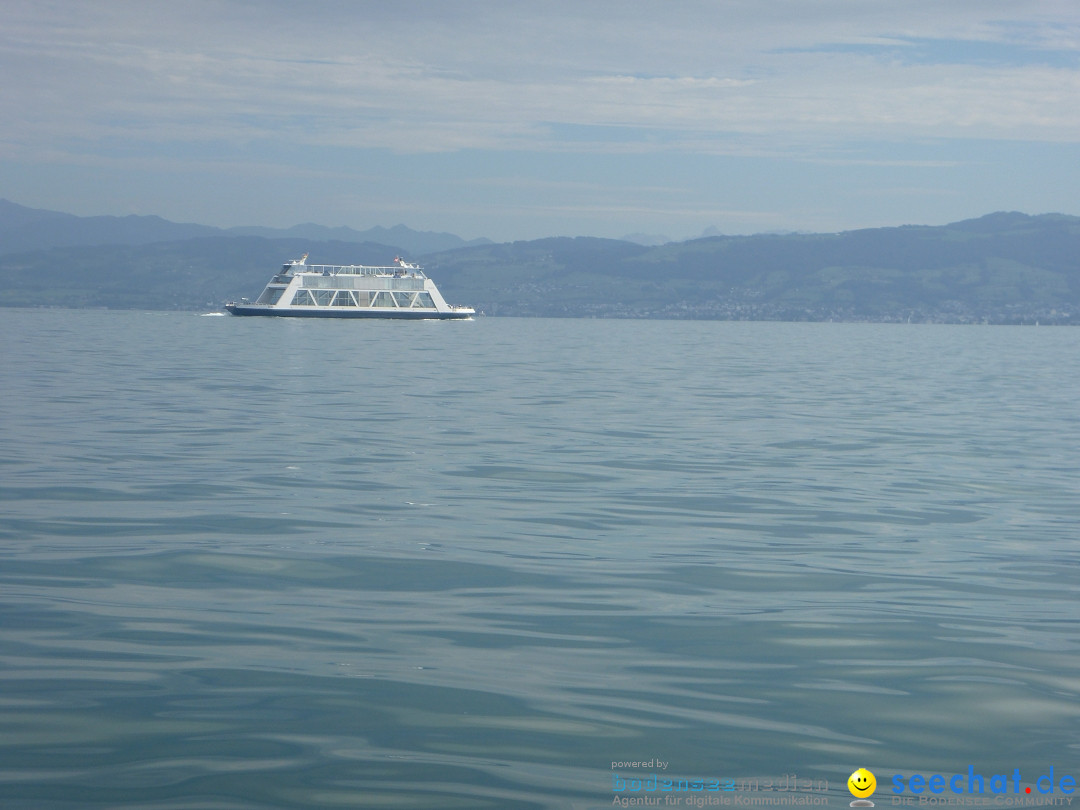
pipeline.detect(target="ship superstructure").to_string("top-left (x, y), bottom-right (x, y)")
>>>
top-left (226, 255), bottom-right (474, 319)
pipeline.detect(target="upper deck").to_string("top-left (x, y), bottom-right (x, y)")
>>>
top-left (298, 264), bottom-right (428, 278)
top-left (280, 255), bottom-right (426, 279)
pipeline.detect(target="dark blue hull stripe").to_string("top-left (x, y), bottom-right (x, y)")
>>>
top-left (225, 306), bottom-right (472, 320)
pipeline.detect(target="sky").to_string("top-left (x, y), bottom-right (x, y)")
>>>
top-left (3, 0), bottom-right (1080, 242)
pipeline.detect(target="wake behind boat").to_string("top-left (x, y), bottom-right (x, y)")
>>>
top-left (225, 255), bottom-right (475, 319)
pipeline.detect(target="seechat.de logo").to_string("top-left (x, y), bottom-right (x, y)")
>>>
top-left (890, 766), bottom-right (1077, 796)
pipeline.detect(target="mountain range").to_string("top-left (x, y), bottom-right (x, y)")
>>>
top-left (1, 200), bottom-right (1078, 323)
top-left (0, 200), bottom-right (490, 257)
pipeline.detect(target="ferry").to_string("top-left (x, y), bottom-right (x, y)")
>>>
top-left (225, 255), bottom-right (475, 319)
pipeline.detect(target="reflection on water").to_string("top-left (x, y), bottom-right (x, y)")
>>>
top-left (1, 311), bottom-right (1079, 808)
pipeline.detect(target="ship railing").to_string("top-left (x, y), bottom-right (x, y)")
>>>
top-left (304, 264), bottom-right (427, 278)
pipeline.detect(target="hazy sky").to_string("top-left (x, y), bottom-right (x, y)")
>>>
top-left (3, 1), bottom-right (1080, 241)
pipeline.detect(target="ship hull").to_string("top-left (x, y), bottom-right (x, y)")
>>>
top-left (225, 303), bottom-right (473, 319)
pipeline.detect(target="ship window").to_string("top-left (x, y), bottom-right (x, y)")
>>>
top-left (312, 290), bottom-right (334, 306)
top-left (257, 288), bottom-right (284, 305)
top-left (355, 291), bottom-right (372, 307)
top-left (392, 292), bottom-right (412, 307)
top-left (413, 292), bottom-right (434, 308)
top-left (371, 291), bottom-right (394, 307)
top-left (292, 289), bottom-right (315, 306)
top-left (332, 291), bottom-right (357, 306)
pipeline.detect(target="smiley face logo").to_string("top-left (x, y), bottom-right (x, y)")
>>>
top-left (848, 768), bottom-right (877, 798)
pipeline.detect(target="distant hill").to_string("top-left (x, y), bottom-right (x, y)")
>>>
top-left (224, 223), bottom-right (490, 255)
top-left (0, 238), bottom-right (412, 310)
top-left (421, 213), bottom-right (1080, 323)
top-left (0, 199), bottom-right (220, 253)
top-left (0, 200), bottom-right (489, 257)
top-left (1, 206), bottom-right (1078, 322)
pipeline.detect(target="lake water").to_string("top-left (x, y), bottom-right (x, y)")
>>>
top-left (2, 309), bottom-right (1079, 809)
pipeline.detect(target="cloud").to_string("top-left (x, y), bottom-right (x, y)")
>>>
top-left (4, 0), bottom-right (1080, 160)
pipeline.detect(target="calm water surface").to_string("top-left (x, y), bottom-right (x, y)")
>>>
top-left (1, 310), bottom-right (1079, 809)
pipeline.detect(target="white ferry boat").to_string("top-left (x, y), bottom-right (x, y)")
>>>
top-left (225, 255), bottom-right (475, 319)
